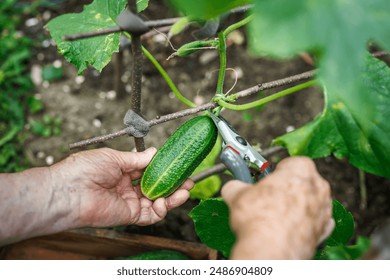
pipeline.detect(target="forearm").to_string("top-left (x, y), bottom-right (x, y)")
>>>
top-left (0, 166), bottom-right (79, 246)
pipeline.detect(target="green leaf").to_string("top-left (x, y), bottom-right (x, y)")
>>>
top-left (0, 143), bottom-right (16, 166)
top-left (30, 120), bottom-right (46, 136)
top-left (168, 17), bottom-right (191, 39)
top-left (46, 0), bottom-right (127, 74)
top-left (43, 114), bottom-right (52, 125)
top-left (52, 127), bottom-right (61, 136)
top-left (169, 0), bottom-right (250, 20)
top-left (27, 96), bottom-right (44, 113)
top-left (53, 116), bottom-right (62, 126)
top-left (0, 96), bottom-right (24, 147)
top-left (121, 250), bottom-right (190, 260)
top-left (189, 198), bottom-right (235, 258)
top-left (190, 137), bottom-right (222, 199)
top-left (326, 200), bottom-right (355, 246)
top-left (315, 200), bottom-right (370, 260)
top-left (251, 1), bottom-right (390, 179)
top-left (42, 65), bottom-right (64, 81)
top-left (316, 237), bottom-right (370, 260)
top-left (249, 0), bottom-right (390, 93)
top-left (274, 55), bottom-right (390, 179)
top-left (191, 175), bottom-right (221, 200)
top-left (136, 0), bottom-right (149, 13)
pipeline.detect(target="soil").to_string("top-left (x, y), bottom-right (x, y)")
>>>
top-left (22, 1), bottom-right (390, 246)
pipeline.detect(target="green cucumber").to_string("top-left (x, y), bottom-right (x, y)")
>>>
top-left (141, 115), bottom-right (218, 200)
top-left (168, 40), bottom-right (219, 59)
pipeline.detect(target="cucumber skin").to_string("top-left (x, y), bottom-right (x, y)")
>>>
top-left (141, 116), bottom-right (218, 200)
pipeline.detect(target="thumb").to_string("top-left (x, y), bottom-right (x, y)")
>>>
top-left (221, 180), bottom-right (252, 207)
top-left (117, 147), bottom-right (157, 172)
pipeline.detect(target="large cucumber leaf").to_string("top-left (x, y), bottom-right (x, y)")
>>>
top-left (275, 55), bottom-right (390, 179)
top-left (325, 200), bottom-right (355, 247)
top-left (315, 200), bottom-right (370, 260)
top-left (191, 198), bottom-right (368, 259)
top-left (46, 0), bottom-right (127, 74)
top-left (189, 198), bottom-right (235, 258)
top-left (249, 0), bottom-right (390, 111)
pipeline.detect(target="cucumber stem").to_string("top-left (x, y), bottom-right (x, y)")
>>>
top-left (218, 80), bottom-right (316, 111)
top-left (216, 31), bottom-right (227, 95)
top-left (223, 14), bottom-right (254, 38)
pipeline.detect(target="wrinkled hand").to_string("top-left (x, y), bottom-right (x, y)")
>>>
top-left (222, 156), bottom-right (334, 259)
top-left (53, 147), bottom-right (193, 228)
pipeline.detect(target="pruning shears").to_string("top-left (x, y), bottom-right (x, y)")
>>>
top-left (209, 111), bottom-right (272, 183)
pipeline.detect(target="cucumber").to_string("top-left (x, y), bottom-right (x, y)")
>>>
top-left (141, 115), bottom-right (218, 200)
top-left (168, 40), bottom-right (218, 59)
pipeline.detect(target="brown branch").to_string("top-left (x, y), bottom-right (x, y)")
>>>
top-left (69, 70), bottom-right (316, 150)
top-left (63, 18), bottom-right (181, 41)
top-left (130, 35), bottom-right (145, 151)
top-left (63, 27), bottom-right (121, 41)
top-left (69, 129), bottom-right (128, 149)
top-left (372, 50), bottom-right (389, 58)
top-left (190, 164), bottom-right (226, 183)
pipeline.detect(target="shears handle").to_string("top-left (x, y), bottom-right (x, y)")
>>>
top-left (220, 148), bottom-right (253, 183)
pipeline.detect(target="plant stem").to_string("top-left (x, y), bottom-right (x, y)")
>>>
top-left (223, 14), bottom-right (253, 37)
top-left (218, 80), bottom-right (316, 111)
top-left (130, 35), bottom-right (145, 151)
top-left (216, 32), bottom-right (227, 95)
top-left (113, 51), bottom-right (125, 99)
top-left (359, 169), bottom-right (367, 210)
top-left (141, 46), bottom-right (196, 108)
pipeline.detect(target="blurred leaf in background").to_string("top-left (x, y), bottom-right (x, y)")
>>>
top-left (0, 0), bottom-right (39, 172)
top-left (190, 137), bottom-right (222, 199)
top-left (42, 65), bottom-right (64, 81)
top-left (136, 0), bottom-right (149, 13)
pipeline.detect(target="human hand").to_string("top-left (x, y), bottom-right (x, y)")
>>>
top-left (222, 156), bottom-right (334, 259)
top-left (52, 147), bottom-right (193, 228)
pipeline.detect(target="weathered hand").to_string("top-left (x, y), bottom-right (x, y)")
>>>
top-left (53, 147), bottom-right (193, 227)
top-left (222, 156), bottom-right (334, 259)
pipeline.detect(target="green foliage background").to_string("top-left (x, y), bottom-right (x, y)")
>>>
top-left (0, 0), bottom-right (36, 172)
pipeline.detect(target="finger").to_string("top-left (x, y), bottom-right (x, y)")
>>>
top-left (318, 218), bottom-right (335, 244)
top-left (274, 156), bottom-right (317, 178)
top-left (177, 179), bottom-right (194, 191)
top-left (132, 185), bottom-right (144, 198)
top-left (118, 147), bottom-right (157, 172)
top-left (221, 180), bottom-right (252, 207)
top-left (166, 189), bottom-right (190, 210)
top-left (152, 198), bottom-right (168, 221)
top-left (129, 170), bottom-right (144, 180)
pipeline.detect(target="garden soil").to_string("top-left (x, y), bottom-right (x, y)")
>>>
top-left (22, 1), bottom-right (390, 247)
